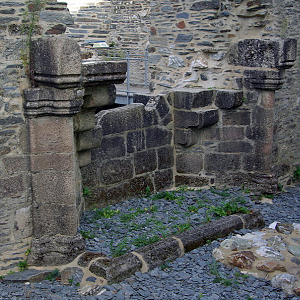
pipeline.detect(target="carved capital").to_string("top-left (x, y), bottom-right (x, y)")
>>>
top-left (23, 87), bottom-right (84, 117)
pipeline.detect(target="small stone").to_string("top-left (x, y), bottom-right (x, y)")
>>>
top-left (255, 246), bottom-right (285, 261)
top-left (228, 251), bottom-right (257, 269)
top-left (291, 238), bottom-right (300, 245)
top-left (291, 257), bottom-right (300, 265)
top-left (212, 248), bottom-right (225, 262)
top-left (275, 223), bottom-right (293, 235)
top-left (220, 237), bottom-right (252, 250)
top-left (288, 245), bottom-right (300, 257)
top-left (60, 267), bottom-right (84, 286)
top-left (256, 261), bottom-right (286, 272)
top-left (293, 223), bottom-right (300, 234)
top-left (268, 236), bottom-right (286, 251)
top-left (191, 58), bottom-right (208, 70)
top-left (271, 273), bottom-right (298, 295)
top-left (168, 55), bottom-right (185, 68)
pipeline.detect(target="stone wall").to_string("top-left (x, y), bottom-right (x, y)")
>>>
top-left (81, 94), bottom-right (174, 209)
top-left (0, 0), bottom-right (74, 270)
top-left (65, 0), bottom-right (300, 185)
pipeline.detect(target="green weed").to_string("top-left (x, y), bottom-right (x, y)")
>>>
top-left (93, 207), bottom-right (120, 220)
top-left (18, 260), bottom-right (28, 272)
top-left (293, 166), bottom-right (300, 181)
top-left (46, 269), bottom-right (60, 281)
top-left (80, 230), bottom-right (96, 239)
top-left (132, 233), bottom-right (161, 247)
top-left (110, 238), bottom-right (130, 257)
top-left (83, 187), bottom-right (91, 197)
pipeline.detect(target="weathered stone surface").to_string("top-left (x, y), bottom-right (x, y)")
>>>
top-left (276, 223), bottom-right (294, 235)
top-left (218, 141), bottom-right (253, 153)
top-left (157, 146), bottom-right (174, 169)
top-left (174, 129), bottom-right (197, 147)
top-left (40, 11), bottom-right (74, 25)
top-left (83, 85), bottom-right (116, 108)
top-left (175, 175), bottom-right (209, 187)
top-left (0, 175), bottom-right (24, 198)
top-left (288, 245), bottom-right (300, 257)
top-left (100, 159), bottom-right (134, 185)
top-left (145, 127), bottom-right (172, 148)
top-left (29, 233), bottom-right (85, 266)
top-left (127, 131), bottom-right (145, 154)
top-left (96, 104), bottom-right (144, 135)
top-left (134, 149), bottom-right (157, 174)
top-left (215, 90), bottom-right (243, 109)
top-left (220, 237), bottom-right (252, 251)
top-left (154, 169), bottom-right (173, 191)
top-left (89, 254), bottom-right (142, 284)
top-left (176, 153), bottom-right (203, 174)
top-left (168, 55), bottom-right (185, 68)
top-left (268, 236), bottom-right (286, 251)
top-left (76, 128), bottom-right (102, 152)
top-left (190, 1), bottom-right (220, 11)
top-left (14, 206), bottom-right (32, 239)
top-left (173, 89), bottom-right (213, 109)
top-left (60, 267), bottom-right (84, 286)
top-left (78, 252), bottom-right (106, 268)
top-left (271, 274), bottom-right (298, 295)
top-left (228, 251), bottom-right (257, 269)
top-left (175, 108), bottom-right (219, 129)
top-left (204, 153), bottom-right (240, 172)
top-left (256, 261), bottom-right (286, 272)
top-left (222, 110), bottom-right (251, 125)
top-left (93, 136), bottom-right (125, 160)
top-left (135, 237), bottom-right (182, 271)
top-left (255, 246), bottom-right (285, 261)
top-left (3, 269), bottom-right (52, 283)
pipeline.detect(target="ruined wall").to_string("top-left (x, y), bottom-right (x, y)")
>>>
top-left (66, 0), bottom-right (300, 185)
top-left (0, 0), bottom-right (74, 270)
top-left (81, 95), bottom-right (174, 209)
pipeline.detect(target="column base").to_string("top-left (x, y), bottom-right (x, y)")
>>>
top-left (28, 234), bottom-right (86, 266)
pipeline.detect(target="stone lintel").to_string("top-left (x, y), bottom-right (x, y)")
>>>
top-left (82, 61), bottom-right (127, 87)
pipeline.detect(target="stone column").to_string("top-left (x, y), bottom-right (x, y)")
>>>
top-left (23, 37), bottom-right (85, 266)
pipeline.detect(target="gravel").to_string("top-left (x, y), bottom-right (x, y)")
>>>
top-left (1, 186), bottom-right (300, 299)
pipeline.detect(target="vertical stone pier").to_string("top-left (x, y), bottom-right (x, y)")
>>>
top-left (23, 38), bottom-right (86, 266)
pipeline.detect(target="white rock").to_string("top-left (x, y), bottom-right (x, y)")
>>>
top-left (212, 248), bottom-right (225, 262)
top-left (191, 58), bottom-right (208, 70)
top-left (269, 221), bottom-right (278, 229)
top-left (255, 246), bottom-right (285, 261)
top-left (271, 273), bottom-right (298, 295)
top-left (293, 223), bottom-right (300, 234)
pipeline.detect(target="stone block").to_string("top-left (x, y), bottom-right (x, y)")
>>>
top-left (83, 84), bottom-right (116, 108)
top-left (176, 153), bottom-right (203, 174)
top-left (3, 155), bottom-right (29, 175)
top-left (134, 149), bottom-right (157, 175)
top-left (175, 175), bottom-right (209, 187)
top-left (135, 237), bottom-right (182, 271)
top-left (100, 159), bottom-right (133, 184)
top-left (143, 109), bottom-right (159, 128)
top-left (0, 175), bottom-right (23, 198)
top-left (175, 109), bottom-right (219, 129)
top-left (31, 171), bottom-right (76, 205)
top-left (30, 153), bottom-right (74, 172)
top-left (173, 89), bottom-right (213, 109)
top-left (127, 176), bottom-right (154, 197)
top-left (31, 37), bottom-right (81, 86)
top-left (78, 150), bottom-right (91, 168)
top-left (252, 106), bottom-right (274, 126)
top-left (82, 61), bottom-right (127, 86)
top-left (190, 1), bottom-right (220, 11)
top-left (133, 93), bottom-right (153, 105)
top-left (127, 131), bottom-right (145, 153)
top-left (29, 233), bottom-right (85, 266)
top-left (221, 127), bottom-right (245, 140)
top-left (154, 169), bottom-right (173, 191)
top-left (204, 153), bottom-right (241, 172)
top-left (14, 206), bottom-right (32, 240)
top-left (97, 104), bottom-right (144, 135)
top-left (278, 38), bottom-right (297, 69)
top-left (89, 254), bottom-right (142, 284)
top-left (218, 141), bottom-right (253, 153)
top-left (246, 126), bottom-right (273, 141)
top-left (40, 11), bottom-right (74, 25)
top-left (157, 146), bottom-right (174, 169)
top-left (243, 154), bottom-right (272, 172)
top-left (175, 129), bottom-right (197, 147)
top-left (28, 117), bottom-right (74, 154)
top-left (146, 127), bottom-right (172, 148)
top-left (215, 90), bottom-right (243, 109)
top-left (222, 110), bottom-right (251, 126)
top-left (73, 109), bottom-right (97, 132)
top-left (92, 136), bottom-right (125, 160)
top-left (76, 128), bottom-right (102, 152)
top-left (81, 163), bottom-right (99, 188)
top-left (32, 203), bottom-right (78, 237)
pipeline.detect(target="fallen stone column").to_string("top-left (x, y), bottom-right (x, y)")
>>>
top-left (89, 210), bottom-right (264, 284)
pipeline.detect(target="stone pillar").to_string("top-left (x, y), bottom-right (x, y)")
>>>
top-left (23, 37), bottom-right (85, 266)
